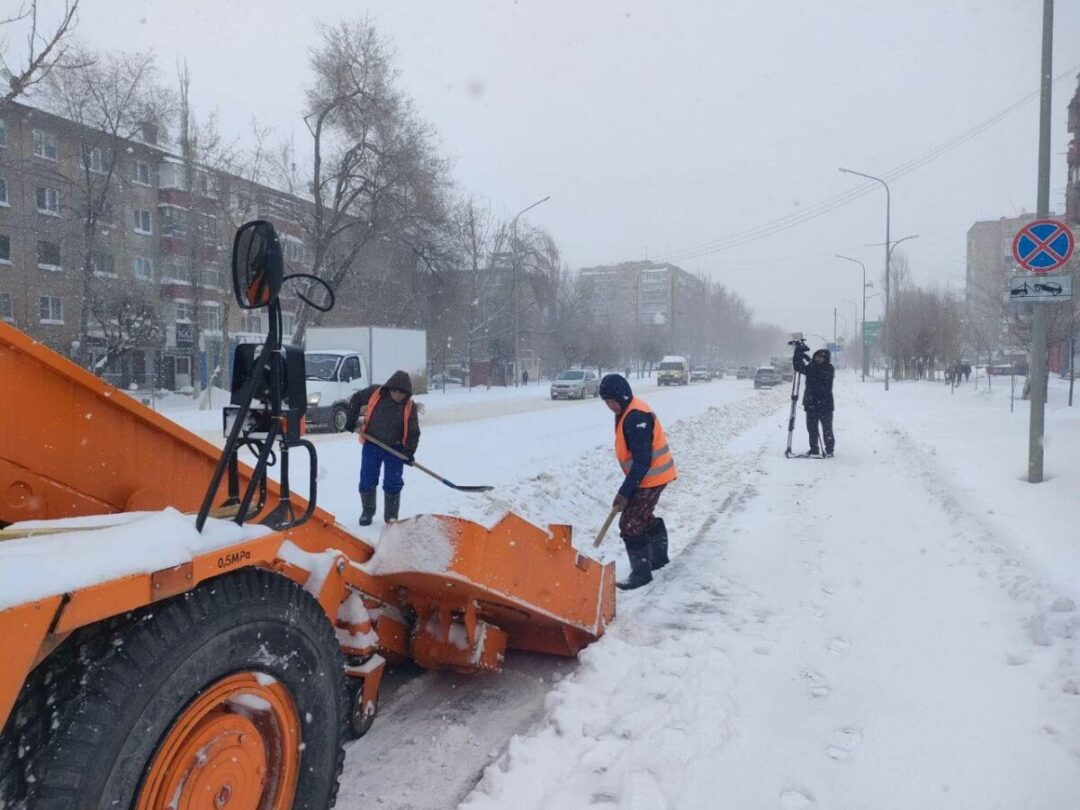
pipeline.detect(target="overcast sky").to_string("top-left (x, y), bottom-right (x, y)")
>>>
top-left (15, 0), bottom-right (1080, 343)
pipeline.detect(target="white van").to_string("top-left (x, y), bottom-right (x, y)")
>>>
top-left (303, 350), bottom-right (370, 432)
top-left (657, 355), bottom-right (689, 386)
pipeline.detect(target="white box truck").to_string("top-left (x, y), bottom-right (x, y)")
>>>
top-left (303, 326), bottom-right (428, 432)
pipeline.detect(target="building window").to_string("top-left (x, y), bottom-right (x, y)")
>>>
top-left (134, 160), bottom-right (151, 186)
top-left (161, 262), bottom-right (190, 284)
top-left (200, 266), bottom-right (224, 289)
top-left (36, 186), bottom-right (60, 216)
top-left (200, 305), bottom-right (220, 331)
top-left (0, 119), bottom-right (7, 149)
top-left (90, 252), bottom-right (116, 277)
top-left (159, 204), bottom-right (186, 237)
top-left (37, 241), bottom-right (61, 271)
top-left (158, 162), bottom-right (183, 190)
top-left (38, 296), bottom-right (63, 323)
top-left (240, 311), bottom-right (263, 333)
top-left (32, 129), bottom-right (58, 161)
top-left (133, 256), bottom-right (152, 280)
top-left (133, 208), bottom-right (152, 234)
top-left (284, 238), bottom-right (306, 264)
top-left (174, 302), bottom-right (194, 323)
top-left (0, 292), bottom-right (11, 321)
top-left (0, 234), bottom-right (10, 264)
top-left (81, 145), bottom-right (109, 174)
top-left (0, 177), bottom-right (7, 206)
top-left (282, 310), bottom-right (296, 338)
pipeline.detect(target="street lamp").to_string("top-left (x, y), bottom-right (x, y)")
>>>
top-left (835, 254), bottom-right (868, 381)
top-left (839, 167), bottom-right (891, 389)
top-left (840, 299), bottom-right (857, 368)
top-left (510, 195), bottom-right (550, 386)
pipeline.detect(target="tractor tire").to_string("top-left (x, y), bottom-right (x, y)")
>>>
top-left (0, 568), bottom-right (347, 810)
top-left (332, 405), bottom-right (348, 433)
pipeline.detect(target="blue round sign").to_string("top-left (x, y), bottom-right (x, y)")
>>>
top-left (1012, 219), bottom-right (1075, 274)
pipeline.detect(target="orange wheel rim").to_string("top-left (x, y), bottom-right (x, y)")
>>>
top-left (137, 672), bottom-right (301, 810)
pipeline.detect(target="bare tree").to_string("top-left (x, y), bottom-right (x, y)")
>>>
top-left (43, 47), bottom-right (172, 369)
top-left (292, 17), bottom-right (450, 343)
top-left (0, 0), bottom-right (80, 102)
top-left (88, 290), bottom-right (164, 376)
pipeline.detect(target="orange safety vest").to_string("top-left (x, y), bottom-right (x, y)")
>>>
top-left (614, 397), bottom-right (677, 488)
top-left (358, 388), bottom-right (413, 446)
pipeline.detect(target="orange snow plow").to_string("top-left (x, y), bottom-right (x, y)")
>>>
top-left (0, 221), bottom-right (615, 808)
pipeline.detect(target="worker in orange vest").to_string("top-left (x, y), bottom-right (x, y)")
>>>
top-left (344, 370), bottom-right (420, 526)
top-left (598, 374), bottom-right (677, 590)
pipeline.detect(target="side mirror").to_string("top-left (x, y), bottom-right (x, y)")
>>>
top-left (232, 220), bottom-right (284, 309)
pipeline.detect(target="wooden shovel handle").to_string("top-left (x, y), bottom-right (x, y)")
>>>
top-left (593, 508), bottom-right (620, 547)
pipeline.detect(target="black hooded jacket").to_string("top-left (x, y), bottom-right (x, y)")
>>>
top-left (344, 370), bottom-right (421, 454)
top-left (793, 349), bottom-right (835, 413)
top-left (599, 374), bottom-right (657, 499)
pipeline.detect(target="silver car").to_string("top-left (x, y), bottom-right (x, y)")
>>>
top-left (550, 369), bottom-right (599, 399)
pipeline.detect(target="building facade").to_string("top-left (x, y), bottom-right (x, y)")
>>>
top-left (0, 100), bottom-right (312, 392)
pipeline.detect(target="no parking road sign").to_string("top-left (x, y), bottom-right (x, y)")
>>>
top-left (1012, 219), bottom-right (1075, 274)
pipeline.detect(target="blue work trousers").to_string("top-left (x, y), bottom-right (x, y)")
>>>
top-left (359, 441), bottom-right (406, 494)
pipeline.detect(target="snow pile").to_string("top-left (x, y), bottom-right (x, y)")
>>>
top-left (277, 539), bottom-right (342, 597)
top-left (363, 514), bottom-right (457, 576)
top-left (0, 509), bottom-right (273, 610)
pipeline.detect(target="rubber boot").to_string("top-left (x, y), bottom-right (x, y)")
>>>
top-left (358, 489), bottom-right (377, 527)
top-left (617, 535), bottom-right (653, 591)
top-left (649, 517), bottom-right (669, 571)
top-left (384, 492), bottom-right (401, 524)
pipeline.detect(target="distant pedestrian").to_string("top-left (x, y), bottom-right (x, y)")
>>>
top-left (522, 368), bottom-right (529, 386)
top-left (345, 370), bottom-right (420, 526)
top-left (793, 345), bottom-right (835, 457)
top-left (598, 374), bottom-right (677, 591)
top-left (962, 362), bottom-right (971, 382)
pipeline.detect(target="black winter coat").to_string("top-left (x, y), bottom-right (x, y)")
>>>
top-left (343, 370), bottom-right (421, 454)
top-left (793, 353), bottom-right (834, 413)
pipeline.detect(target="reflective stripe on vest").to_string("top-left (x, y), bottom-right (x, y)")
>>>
top-left (614, 397), bottom-right (677, 488)
top-left (358, 388), bottom-right (412, 446)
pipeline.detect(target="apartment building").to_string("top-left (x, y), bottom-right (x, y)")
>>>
top-left (0, 99), bottom-right (312, 391)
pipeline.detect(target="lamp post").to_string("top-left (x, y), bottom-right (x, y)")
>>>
top-left (510, 195), bottom-right (550, 386)
top-left (835, 254), bottom-right (868, 381)
top-left (840, 299), bottom-right (856, 368)
top-left (839, 167), bottom-right (891, 389)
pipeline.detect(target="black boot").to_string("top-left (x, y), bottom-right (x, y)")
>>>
top-left (649, 517), bottom-right (669, 571)
top-left (358, 489), bottom-right (377, 527)
top-left (617, 535), bottom-right (653, 591)
top-left (384, 492), bottom-right (401, 524)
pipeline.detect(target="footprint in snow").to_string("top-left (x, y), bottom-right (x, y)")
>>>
top-left (798, 668), bottom-right (830, 699)
top-left (826, 727), bottom-right (862, 760)
top-left (827, 636), bottom-right (851, 657)
top-left (779, 787), bottom-right (815, 808)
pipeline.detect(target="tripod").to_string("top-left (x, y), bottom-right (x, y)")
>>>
top-left (785, 365), bottom-right (802, 458)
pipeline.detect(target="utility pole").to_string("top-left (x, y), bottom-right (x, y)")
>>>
top-left (839, 167), bottom-right (892, 390)
top-left (833, 307), bottom-right (837, 354)
top-left (1028, 0), bottom-right (1053, 483)
top-left (509, 195), bottom-right (550, 386)
top-left (836, 255), bottom-right (868, 381)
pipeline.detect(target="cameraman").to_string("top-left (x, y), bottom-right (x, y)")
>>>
top-left (792, 342), bottom-right (835, 457)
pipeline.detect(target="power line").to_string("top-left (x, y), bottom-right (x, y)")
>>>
top-left (654, 63), bottom-right (1080, 265)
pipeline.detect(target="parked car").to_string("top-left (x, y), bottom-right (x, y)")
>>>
top-left (710, 366), bottom-right (726, 380)
top-left (657, 356), bottom-right (690, 386)
top-left (736, 365), bottom-right (755, 380)
top-left (691, 366), bottom-right (710, 382)
top-left (781, 367), bottom-right (794, 382)
top-left (550, 369), bottom-right (599, 399)
top-left (754, 366), bottom-right (782, 388)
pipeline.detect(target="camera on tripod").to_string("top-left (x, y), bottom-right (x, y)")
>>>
top-left (787, 331), bottom-right (808, 350)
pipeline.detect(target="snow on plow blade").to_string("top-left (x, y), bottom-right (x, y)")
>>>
top-left (364, 513), bottom-right (616, 659)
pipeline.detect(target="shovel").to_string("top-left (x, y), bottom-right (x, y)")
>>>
top-left (592, 508), bottom-right (620, 548)
top-left (360, 433), bottom-right (494, 493)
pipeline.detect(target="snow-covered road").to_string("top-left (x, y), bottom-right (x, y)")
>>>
top-left (455, 376), bottom-right (1080, 810)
